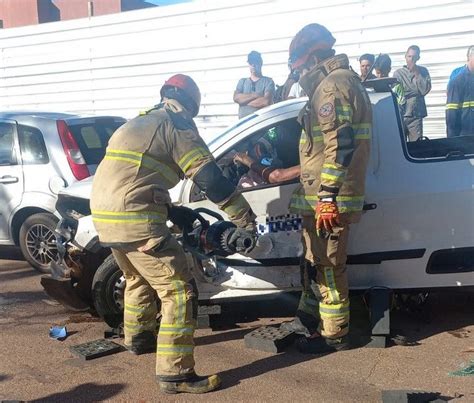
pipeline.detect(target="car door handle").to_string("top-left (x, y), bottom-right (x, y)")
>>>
top-left (0, 175), bottom-right (19, 184)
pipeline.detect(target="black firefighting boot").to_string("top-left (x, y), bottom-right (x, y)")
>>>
top-left (124, 331), bottom-right (156, 355)
top-left (158, 372), bottom-right (221, 394)
top-left (296, 334), bottom-right (350, 354)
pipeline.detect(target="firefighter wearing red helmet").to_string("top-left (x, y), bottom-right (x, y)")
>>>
top-left (90, 74), bottom-right (256, 394)
top-left (286, 24), bottom-right (372, 353)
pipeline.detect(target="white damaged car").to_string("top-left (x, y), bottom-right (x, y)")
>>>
top-left (41, 79), bottom-right (474, 327)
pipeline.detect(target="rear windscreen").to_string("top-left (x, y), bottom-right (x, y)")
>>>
top-left (68, 119), bottom-right (125, 165)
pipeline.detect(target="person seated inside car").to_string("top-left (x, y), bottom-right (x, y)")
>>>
top-left (234, 134), bottom-right (300, 187)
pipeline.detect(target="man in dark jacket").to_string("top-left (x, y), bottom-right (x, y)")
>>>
top-left (446, 45), bottom-right (474, 137)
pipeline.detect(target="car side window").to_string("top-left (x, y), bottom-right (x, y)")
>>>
top-left (0, 122), bottom-right (16, 165)
top-left (189, 118), bottom-right (302, 203)
top-left (18, 125), bottom-right (49, 165)
top-left (220, 118), bottom-right (302, 191)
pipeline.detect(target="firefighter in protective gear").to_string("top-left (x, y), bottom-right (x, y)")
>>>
top-left (286, 23), bottom-right (372, 354)
top-left (90, 74), bottom-right (256, 394)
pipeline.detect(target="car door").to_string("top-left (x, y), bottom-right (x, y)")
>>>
top-left (0, 120), bottom-right (24, 242)
top-left (183, 116), bottom-right (304, 292)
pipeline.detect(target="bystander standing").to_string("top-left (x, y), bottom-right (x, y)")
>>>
top-left (393, 45), bottom-right (431, 141)
top-left (446, 45), bottom-right (474, 137)
top-left (233, 51), bottom-right (275, 118)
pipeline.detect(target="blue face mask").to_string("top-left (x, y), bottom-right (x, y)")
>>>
top-left (260, 157), bottom-right (273, 166)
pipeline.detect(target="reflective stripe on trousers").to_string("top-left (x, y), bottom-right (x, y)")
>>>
top-left (111, 237), bottom-right (197, 377)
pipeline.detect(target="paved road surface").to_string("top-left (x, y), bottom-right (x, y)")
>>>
top-left (0, 253), bottom-right (473, 402)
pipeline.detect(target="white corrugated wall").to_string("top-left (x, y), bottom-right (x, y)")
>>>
top-left (0, 0), bottom-right (472, 139)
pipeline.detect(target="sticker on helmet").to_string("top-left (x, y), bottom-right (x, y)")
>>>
top-left (318, 102), bottom-right (334, 118)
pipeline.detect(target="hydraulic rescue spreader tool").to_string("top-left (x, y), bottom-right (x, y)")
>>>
top-left (168, 206), bottom-right (256, 259)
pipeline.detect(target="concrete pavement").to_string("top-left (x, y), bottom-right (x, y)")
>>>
top-left (0, 255), bottom-right (473, 402)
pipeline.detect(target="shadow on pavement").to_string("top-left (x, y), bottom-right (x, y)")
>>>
top-left (0, 267), bottom-right (40, 282)
top-left (219, 347), bottom-right (316, 390)
top-left (0, 290), bottom-right (49, 304)
top-left (195, 328), bottom-right (250, 346)
top-left (0, 246), bottom-right (25, 261)
top-left (391, 290), bottom-right (474, 344)
top-left (31, 382), bottom-right (126, 402)
top-left (0, 374), bottom-right (12, 382)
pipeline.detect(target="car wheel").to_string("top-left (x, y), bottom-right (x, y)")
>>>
top-left (19, 213), bottom-right (59, 273)
top-left (92, 254), bottom-right (125, 328)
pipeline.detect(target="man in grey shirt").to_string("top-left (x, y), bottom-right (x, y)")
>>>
top-left (393, 45), bottom-right (432, 141)
top-left (233, 51), bottom-right (275, 119)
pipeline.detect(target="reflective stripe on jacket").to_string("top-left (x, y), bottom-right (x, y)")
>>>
top-left (446, 66), bottom-right (474, 137)
top-left (91, 99), bottom-right (254, 244)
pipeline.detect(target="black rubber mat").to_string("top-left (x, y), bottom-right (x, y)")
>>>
top-left (244, 326), bottom-right (296, 353)
top-left (70, 339), bottom-right (124, 360)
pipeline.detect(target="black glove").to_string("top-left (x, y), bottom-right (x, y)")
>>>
top-left (228, 228), bottom-right (257, 254)
top-left (167, 205), bottom-right (198, 230)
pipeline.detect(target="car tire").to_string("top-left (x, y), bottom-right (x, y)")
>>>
top-left (92, 254), bottom-right (125, 328)
top-left (19, 212), bottom-right (59, 273)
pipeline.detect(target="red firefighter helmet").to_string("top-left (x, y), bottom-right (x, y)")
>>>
top-left (160, 74), bottom-right (201, 116)
top-left (289, 24), bottom-right (336, 70)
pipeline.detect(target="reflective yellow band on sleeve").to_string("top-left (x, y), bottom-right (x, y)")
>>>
top-left (178, 147), bottom-right (210, 173)
top-left (336, 195), bottom-right (364, 213)
top-left (336, 105), bottom-right (353, 123)
top-left (321, 163), bottom-right (346, 185)
top-left (300, 126), bottom-right (323, 144)
top-left (446, 103), bottom-right (461, 110)
top-left (289, 194), bottom-right (318, 213)
top-left (222, 194), bottom-right (249, 218)
top-left (462, 101), bottom-right (474, 108)
top-left (353, 123), bottom-right (372, 140)
top-left (290, 194), bottom-right (365, 214)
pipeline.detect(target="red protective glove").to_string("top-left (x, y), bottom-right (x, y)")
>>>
top-left (316, 200), bottom-right (340, 237)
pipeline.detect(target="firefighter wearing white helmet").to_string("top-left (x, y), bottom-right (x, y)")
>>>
top-left (90, 74), bottom-right (256, 394)
top-left (286, 24), bottom-right (372, 353)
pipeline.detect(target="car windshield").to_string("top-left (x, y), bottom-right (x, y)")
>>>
top-left (207, 113), bottom-right (259, 147)
top-left (68, 120), bottom-right (125, 165)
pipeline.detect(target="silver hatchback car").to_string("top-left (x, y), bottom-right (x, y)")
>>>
top-left (0, 111), bottom-right (126, 272)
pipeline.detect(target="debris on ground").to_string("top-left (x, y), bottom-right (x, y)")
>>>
top-left (70, 339), bottom-right (123, 360)
top-left (65, 313), bottom-right (103, 324)
top-left (382, 390), bottom-right (446, 402)
top-left (449, 360), bottom-right (474, 377)
top-left (49, 325), bottom-right (68, 340)
top-left (447, 328), bottom-right (471, 338)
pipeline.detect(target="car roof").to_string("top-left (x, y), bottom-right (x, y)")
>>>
top-left (208, 98), bottom-right (308, 152)
top-left (0, 111), bottom-right (126, 121)
top-left (0, 111), bottom-right (80, 120)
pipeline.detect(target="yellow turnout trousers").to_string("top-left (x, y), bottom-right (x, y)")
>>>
top-left (301, 216), bottom-right (350, 339)
top-left (111, 235), bottom-right (197, 378)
